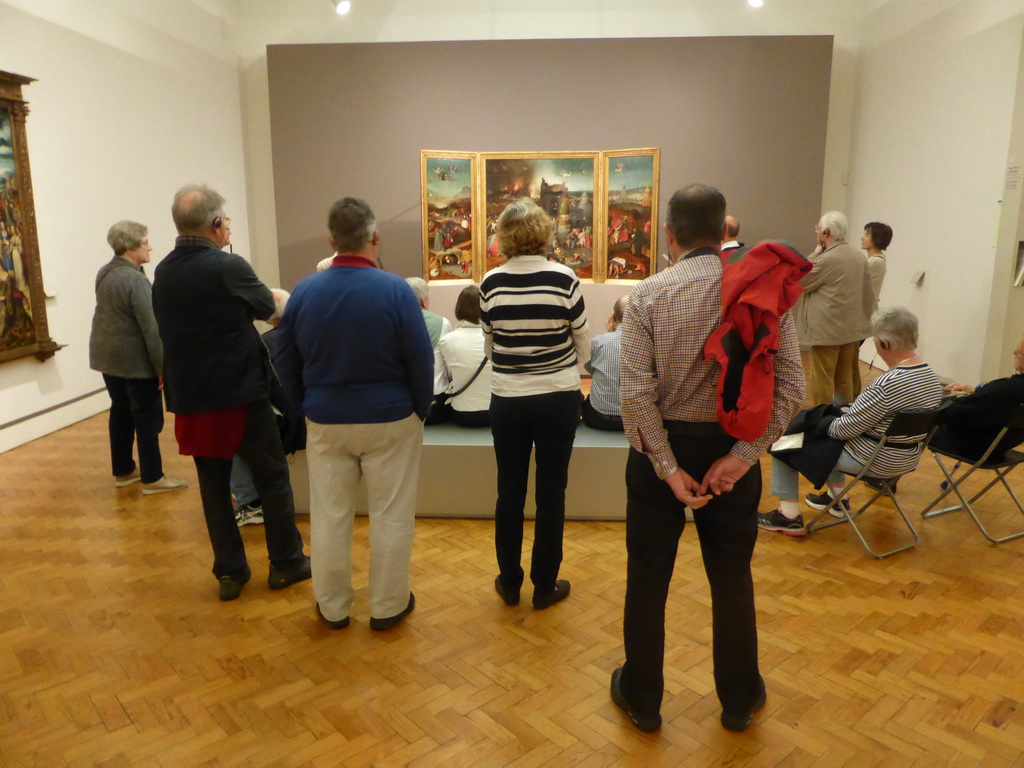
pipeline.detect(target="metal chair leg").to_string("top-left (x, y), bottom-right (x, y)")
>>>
top-left (923, 461), bottom-right (1024, 544)
top-left (921, 453), bottom-right (973, 517)
top-left (807, 481), bottom-right (918, 558)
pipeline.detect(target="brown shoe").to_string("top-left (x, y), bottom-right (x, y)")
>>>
top-left (142, 475), bottom-right (190, 495)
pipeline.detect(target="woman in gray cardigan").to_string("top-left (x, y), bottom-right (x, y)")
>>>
top-left (89, 221), bottom-right (187, 494)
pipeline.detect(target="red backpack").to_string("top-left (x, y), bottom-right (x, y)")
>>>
top-left (704, 242), bottom-right (810, 441)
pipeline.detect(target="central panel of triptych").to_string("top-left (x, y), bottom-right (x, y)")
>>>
top-left (420, 148), bottom-right (660, 284)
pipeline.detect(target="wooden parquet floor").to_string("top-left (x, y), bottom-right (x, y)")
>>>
top-left (4, 409), bottom-right (1024, 767)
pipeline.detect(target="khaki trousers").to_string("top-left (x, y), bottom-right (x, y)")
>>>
top-left (803, 341), bottom-right (861, 406)
top-left (306, 414), bottom-right (423, 622)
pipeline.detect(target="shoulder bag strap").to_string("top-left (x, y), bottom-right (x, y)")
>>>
top-left (446, 358), bottom-right (488, 398)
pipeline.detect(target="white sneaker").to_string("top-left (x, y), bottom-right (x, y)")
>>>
top-left (235, 503), bottom-right (264, 527)
top-left (142, 475), bottom-right (189, 495)
top-left (114, 470), bottom-right (141, 487)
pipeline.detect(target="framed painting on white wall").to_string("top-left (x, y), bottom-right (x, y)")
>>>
top-left (0, 70), bottom-right (60, 364)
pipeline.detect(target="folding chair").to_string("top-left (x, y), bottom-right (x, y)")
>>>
top-left (919, 403), bottom-right (1024, 544)
top-left (807, 407), bottom-right (945, 558)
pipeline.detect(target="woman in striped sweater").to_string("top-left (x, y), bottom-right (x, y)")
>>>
top-left (480, 198), bottom-right (590, 610)
top-left (759, 306), bottom-right (943, 536)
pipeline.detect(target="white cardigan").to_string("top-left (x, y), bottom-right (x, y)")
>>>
top-left (437, 321), bottom-right (492, 412)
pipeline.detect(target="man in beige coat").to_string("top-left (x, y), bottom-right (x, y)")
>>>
top-left (794, 211), bottom-right (876, 405)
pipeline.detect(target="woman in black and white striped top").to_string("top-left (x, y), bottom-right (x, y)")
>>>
top-left (759, 306), bottom-right (943, 536)
top-left (480, 198), bottom-right (590, 609)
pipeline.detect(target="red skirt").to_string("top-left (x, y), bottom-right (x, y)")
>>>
top-left (174, 405), bottom-right (249, 459)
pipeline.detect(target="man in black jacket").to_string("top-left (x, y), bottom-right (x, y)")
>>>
top-left (152, 184), bottom-right (309, 601)
top-left (931, 339), bottom-right (1024, 461)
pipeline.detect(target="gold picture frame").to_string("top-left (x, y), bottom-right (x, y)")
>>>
top-left (478, 151), bottom-right (601, 282)
top-left (0, 70), bottom-right (61, 363)
top-left (420, 150), bottom-right (479, 283)
top-left (420, 147), bottom-right (660, 284)
top-left (599, 148), bottom-right (660, 283)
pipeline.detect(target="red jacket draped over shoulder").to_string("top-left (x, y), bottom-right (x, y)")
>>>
top-left (704, 241), bottom-right (811, 442)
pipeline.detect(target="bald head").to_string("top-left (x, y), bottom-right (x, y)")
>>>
top-left (172, 184), bottom-right (226, 235)
top-left (613, 294), bottom-right (629, 325)
top-left (724, 215), bottom-right (740, 240)
top-left (665, 184), bottom-right (726, 251)
top-left (607, 293), bottom-right (630, 332)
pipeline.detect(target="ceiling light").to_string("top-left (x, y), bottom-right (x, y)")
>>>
top-left (748, 0), bottom-right (764, 7)
top-left (336, 0), bottom-right (351, 14)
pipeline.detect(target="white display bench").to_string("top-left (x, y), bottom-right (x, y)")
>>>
top-left (288, 422), bottom-right (630, 521)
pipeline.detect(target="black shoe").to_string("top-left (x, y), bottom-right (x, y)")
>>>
top-left (268, 555), bottom-right (312, 590)
top-left (805, 491), bottom-right (851, 518)
top-left (218, 568), bottom-right (251, 601)
top-left (532, 579), bottom-right (570, 610)
top-left (494, 576), bottom-right (520, 606)
top-left (610, 667), bottom-right (662, 732)
top-left (720, 684), bottom-right (767, 732)
top-left (316, 603), bottom-right (350, 629)
top-left (756, 509), bottom-right (806, 537)
top-left (370, 592), bottom-right (415, 631)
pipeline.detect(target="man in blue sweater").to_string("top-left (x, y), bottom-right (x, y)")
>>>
top-left (275, 197), bottom-right (434, 631)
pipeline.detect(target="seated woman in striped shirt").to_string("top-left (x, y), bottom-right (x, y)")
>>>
top-left (480, 198), bottom-right (590, 609)
top-left (758, 306), bottom-right (943, 536)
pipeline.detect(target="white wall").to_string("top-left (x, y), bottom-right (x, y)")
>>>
top-left (985, 22), bottom-right (1024, 382)
top-left (846, 2), bottom-right (1024, 382)
top-left (0, 0), bottom-right (251, 452)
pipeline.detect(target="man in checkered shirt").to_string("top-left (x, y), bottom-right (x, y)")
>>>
top-left (609, 184), bottom-right (805, 733)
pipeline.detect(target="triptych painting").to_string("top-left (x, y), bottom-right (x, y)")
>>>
top-left (421, 148), bottom-right (659, 283)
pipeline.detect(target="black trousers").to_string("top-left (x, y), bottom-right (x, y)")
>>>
top-left (582, 395), bottom-right (624, 431)
top-left (621, 434), bottom-right (763, 719)
top-left (103, 374), bottom-right (164, 484)
top-left (490, 390), bottom-right (581, 592)
top-left (450, 408), bottom-right (490, 428)
top-left (192, 398), bottom-right (306, 580)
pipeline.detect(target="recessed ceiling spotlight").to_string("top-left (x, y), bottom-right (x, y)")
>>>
top-left (336, 0), bottom-right (351, 14)
top-left (748, 0), bottom-right (764, 7)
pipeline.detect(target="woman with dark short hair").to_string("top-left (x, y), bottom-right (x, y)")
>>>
top-left (437, 284), bottom-right (492, 427)
top-left (89, 221), bottom-right (187, 495)
top-left (480, 198), bottom-right (590, 610)
top-left (861, 221), bottom-right (893, 302)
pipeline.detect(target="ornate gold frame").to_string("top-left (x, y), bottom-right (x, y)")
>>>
top-left (478, 151), bottom-right (601, 283)
top-left (0, 70), bottom-right (61, 363)
top-left (419, 150), bottom-right (479, 285)
top-left (598, 148), bottom-right (660, 283)
top-left (420, 147), bottom-right (660, 284)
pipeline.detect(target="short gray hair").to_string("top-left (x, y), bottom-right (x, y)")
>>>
top-left (269, 288), bottom-right (291, 324)
top-left (818, 210), bottom-right (848, 241)
top-left (405, 277), bottom-right (428, 302)
top-left (172, 184), bottom-right (225, 234)
top-left (328, 197), bottom-right (376, 254)
top-left (107, 220), bottom-right (147, 256)
top-left (871, 306), bottom-right (919, 349)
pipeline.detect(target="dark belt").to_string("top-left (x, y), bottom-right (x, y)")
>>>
top-left (663, 420), bottom-right (728, 437)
